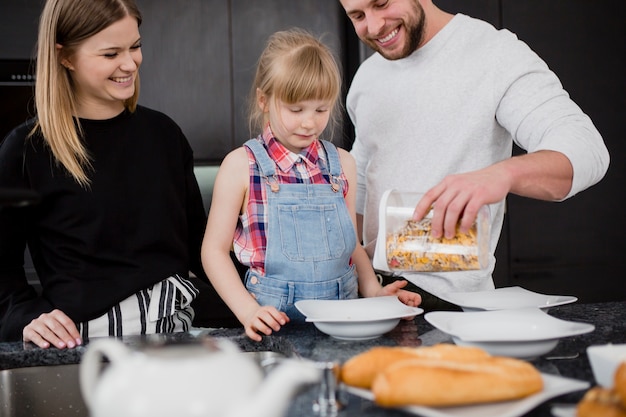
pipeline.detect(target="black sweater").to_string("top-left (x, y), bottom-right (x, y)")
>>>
top-left (0, 106), bottom-right (208, 341)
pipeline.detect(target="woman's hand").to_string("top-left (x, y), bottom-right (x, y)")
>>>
top-left (242, 305), bottom-right (290, 342)
top-left (23, 309), bottom-right (82, 349)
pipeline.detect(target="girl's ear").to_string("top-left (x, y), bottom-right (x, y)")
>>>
top-left (56, 43), bottom-right (74, 70)
top-left (256, 88), bottom-right (269, 112)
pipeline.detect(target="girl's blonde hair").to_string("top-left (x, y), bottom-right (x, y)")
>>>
top-left (248, 28), bottom-right (342, 140)
top-left (32, 0), bottom-right (142, 186)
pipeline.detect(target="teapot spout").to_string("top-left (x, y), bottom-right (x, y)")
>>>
top-left (226, 358), bottom-right (321, 417)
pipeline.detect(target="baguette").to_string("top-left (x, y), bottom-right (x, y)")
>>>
top-left (372, 356), bottom-right (543, 407)
top-left (340, 344), bottom-right (490, 389)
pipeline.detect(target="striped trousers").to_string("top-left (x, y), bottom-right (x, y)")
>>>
top-left (76, 274), bottom-right (198, 339)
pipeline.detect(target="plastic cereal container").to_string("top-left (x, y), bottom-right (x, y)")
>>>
top-left (373, 190), bottom-right (490, 272)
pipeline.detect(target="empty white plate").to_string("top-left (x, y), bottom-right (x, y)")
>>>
top-left (295, 296), bottom-right (423, 340)
top-left (439, 286), bottom-right (577, 311)
top-left (425, 308), bottom-right (595, 358)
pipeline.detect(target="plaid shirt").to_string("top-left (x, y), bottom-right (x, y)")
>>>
top-left (233, 126), bottom-right (349, 274)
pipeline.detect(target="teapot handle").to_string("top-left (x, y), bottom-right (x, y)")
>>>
top-left (79, 339), bottom-right (131, 408)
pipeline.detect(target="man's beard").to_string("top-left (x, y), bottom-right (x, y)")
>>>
top-left (371, 1), bottom-right (426, 60)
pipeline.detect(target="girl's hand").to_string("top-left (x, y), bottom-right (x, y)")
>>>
top-left (243, 305), bottom-right (290, 342)
top-left (377, 280), bottom-right (422, 318)
top-left (23, 309), bottom-right (82, 349)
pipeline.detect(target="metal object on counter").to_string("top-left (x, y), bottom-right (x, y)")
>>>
top-left (313, 361), bottom-right (343, 417)
top-left (545, 352), bottom-right (580, 361)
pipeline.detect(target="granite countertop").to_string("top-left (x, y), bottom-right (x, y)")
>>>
top-left (1, 300), bottom-right (625, 417)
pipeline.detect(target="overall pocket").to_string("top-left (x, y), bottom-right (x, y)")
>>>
top-left (277, 203), bottom-right (348, 261)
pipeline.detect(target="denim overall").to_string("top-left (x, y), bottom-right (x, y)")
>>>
top-left (244, 139), bottom-right (358, 322)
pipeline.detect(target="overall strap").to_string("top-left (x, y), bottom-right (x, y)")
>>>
top-left (244, 138), bottom-right (277, 177)
top-left (320, 140), bottom-right (344, 192)
top-left (319, 140), bottom-right (343, 177)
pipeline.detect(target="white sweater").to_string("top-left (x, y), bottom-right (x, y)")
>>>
top-left (347, 14), bottom-right (609, 296)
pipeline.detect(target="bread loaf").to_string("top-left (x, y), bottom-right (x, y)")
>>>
top-left (616, 362), bottom-right (626, 408)
top-left (372, 356), bottom-right (543, 407)
top-left (577, 361), bottom-right (626, 417)
top-left (340, 344), bottom-right (544, 407)
top-left (340, 344), bottom-right (490, 389)
top-left (577, 387), bottom-right (626, 417)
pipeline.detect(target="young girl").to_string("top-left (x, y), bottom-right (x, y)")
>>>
top-left (0, 0), bottom-right (207, 347)
top-left (201, 29), bottom-right (421, 342)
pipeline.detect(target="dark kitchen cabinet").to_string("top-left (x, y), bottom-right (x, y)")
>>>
top-left (1, 1), bottom-right (347, 162)
top-left (136, 0), bottom-right (346, 162)
top-left (435, 0), bottom-right (500, 27)
top-left (135, 0), bottom-right (232, 162)
top-left (0, 0), bottom-right (41, 60)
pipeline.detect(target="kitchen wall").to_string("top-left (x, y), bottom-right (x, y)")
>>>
top-left (136, 0), bottom-right (349, 162)
top-left (1, 0), bottom-right (624, 303)
top-left (0, 0), bottom-right (349, 161)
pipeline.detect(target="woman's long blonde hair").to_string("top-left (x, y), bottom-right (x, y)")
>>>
top-left (248, 28), bottom-right (343, 140)
top-left (32, 0), bottom-right (142, 186)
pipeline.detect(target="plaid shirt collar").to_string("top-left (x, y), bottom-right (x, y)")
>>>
top-left (262, 125), bottom-right (320, 173)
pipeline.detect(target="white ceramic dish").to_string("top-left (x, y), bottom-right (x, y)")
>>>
top-left (425, 308), bottom-right (595, 359)
top-left (295, 296), bottom-right (423, 340)
top-left (345, 373), bottom-right (589, 417)
top-left (587, 343), bottom-right (626, 387)
top-left (439, 286), bottom-right (577, 312)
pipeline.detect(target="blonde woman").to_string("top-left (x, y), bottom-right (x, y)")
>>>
top-left (201, 29), bottom-right (421, 342)
top-left (0, 0), bottom-right (207, 347)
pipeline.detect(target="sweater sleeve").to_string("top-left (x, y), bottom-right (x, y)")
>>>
top-left (493, 30), bottom-right (610, 199)
top-left (0, 126), bottom-right (56, 341)
top-left (349, 127), bottom-right (368, 216)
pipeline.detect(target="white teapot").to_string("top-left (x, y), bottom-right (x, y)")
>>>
top-left (79, 337), bottom-right (322, 417)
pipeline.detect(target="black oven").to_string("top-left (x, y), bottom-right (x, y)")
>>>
top-left (0, 59), bottom-right (36, 141)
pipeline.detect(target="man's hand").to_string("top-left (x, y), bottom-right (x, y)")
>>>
top-left (413, 167), bottom-right (510, 239)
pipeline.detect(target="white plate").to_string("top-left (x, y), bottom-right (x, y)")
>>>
top-left (425, 308), bottom-right (595, 358)
top-left (295, 296), bottom-right (423, 340)
top-left (439, 286), bottom-right (577, 311)
top-left (345, 373), bottom-right (589, 417)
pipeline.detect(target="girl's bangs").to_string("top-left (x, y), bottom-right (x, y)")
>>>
top-left (275, 57), bottom-right (338, 104)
